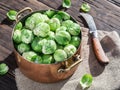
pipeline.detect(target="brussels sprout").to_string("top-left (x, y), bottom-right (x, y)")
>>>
top-left (17, 43), bottom-right (30, 54)
top-left (68, 23), bottom-right (81, 35)
top-left (31, 37), bottom-right (42, 53)
top-left (13, 30), bottom-right (22, 44)
top-left (32, 13), bottom-right (49, 24)
top-left (39, 39), bottom-right (47, 46)
top-left (58, 11), bottom-right (70, 20)
top-left (62, 20), bottom-right (73, 30)
top-left (33, 55), bottom-right (43, 64)
top-left (54, 49), bottom-right (67, 62)
top-left (41, 14), bottom-right (49, 22)
top-left (21, 29), bottom-right (34, 44)
top-left (56, 26), bottom-right (67, 33)
top-left (64, 44), bottom-right (77, 57)
top-left (47, 31), bottom-right (55, 40)
top-left (81, 3), bottom-right (91, 13)
top-left (62, 0), bottom-right (71, 8)
top-left (52, 14), bottom-right (62, 21)
top-left (45, 10), bottom-right (56, 18)
top-left (0, 63), bottom-right (9, 75)
top-left (22, 51), bottom-right (37, 62)
top-left (15, 22), bottom-right (22, 30)
top-left (55, 31), bottom-right (71, 45)
top-left (25, 16), bottom-right (36, 30)
top-left (42, 55), bottom-right (54, 64)
top-left (70, 36), bottom-right (81, 47)
top-left (7, 10), bottom-right (17, 20)
top-left (33, 22), bottom-right (50, 37)
top-left (47, 18), bottom-right (60, 31)
top-left (42, 40), bottom-right (57, 54)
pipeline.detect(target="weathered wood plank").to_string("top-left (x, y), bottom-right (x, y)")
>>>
top-left (107, 0), bottom-right (120, 7)
top-left (0, 25), bottom-right (13, 61)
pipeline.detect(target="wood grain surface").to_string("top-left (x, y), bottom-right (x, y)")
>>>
top-left (0, 0), bottom-right (120, 90)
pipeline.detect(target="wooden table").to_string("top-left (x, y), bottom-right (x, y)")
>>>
top-left (0, 0), bottom-right (120, 90)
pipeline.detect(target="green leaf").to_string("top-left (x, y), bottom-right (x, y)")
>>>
top-left (0, 63), bottom-right (9, 75)
top-left (15, 22), bottom-right (23, 30)
top-left (81, 3), bottom-right (91, 13)
top-left (62, 0), bottom-right (71, 8)
top-left (7, 10), bottom-right (17, 20)
top-left (80, 74), bottom-right (93, 89)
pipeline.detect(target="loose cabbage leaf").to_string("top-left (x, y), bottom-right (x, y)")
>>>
top-left (80, 74), bottom-right (93, 89)
top-left (0, 63), bottom-right (9, 75)
top-left (7, 10), bottom-right (17, 20)
top-left (62, 0), bottom-right (71, 8)
top-left (81, 3), bottom-right (91, 13)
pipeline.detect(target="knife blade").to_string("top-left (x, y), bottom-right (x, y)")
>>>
top-left (80, 13), bottom-right (109, 64)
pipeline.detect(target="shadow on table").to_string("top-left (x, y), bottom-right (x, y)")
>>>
top-left (3, 52), bottom-right (18, 70)
top-left (88, 36), bottom-right (105, 77)
top-left (1, 17), bottom-right (14, 26)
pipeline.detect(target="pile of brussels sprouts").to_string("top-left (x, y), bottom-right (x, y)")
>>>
top-left (13, 10), bottom-right (81, 64)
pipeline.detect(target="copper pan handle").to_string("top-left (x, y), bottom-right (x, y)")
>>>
top-left (16, 7), bottom-right (33, 22)
top-left (58, 55), bottom-right (82, 73)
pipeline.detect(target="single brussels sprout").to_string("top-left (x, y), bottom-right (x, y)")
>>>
top-left (54, 49), bottom-right (67, 62)
top-left (13, 30), bottom-right (22, 44)
top-left (33, 55), bottom-right (43, 64)
top-left (70, 36), bottom-right (81, 47)
top-left (0, 63), bottom-right (9, 75)
top-left (42, 55), bottom-right (54, 64)
top-left (64, 44), bottom-right (77, 58)
top-left (81, 3), bottom-right (91, 13)
top-left (21, 29), bottom-right (34, 44)
top-left (52, 14), bottom-right (62, 21)
top-left (22, 51), bottom-right (37, 62)
top-left (33, 22), bottom-right (50, 37)
top-left (25, 16), bottom-right (36, 30)
top-left (56, 26), bottom-right (67, 33)
top-left (32, 13), bottom-right (49, 24)
top-left (55, 31), bottom-right (71, 45)
top-left (68, 23), bottom-right (81, 35)
top-left (42, 40), bottom-right (57, 54)
top-left (47, 18), bottom-right (60, 31)
top-left (62, 20), bottom-right (73, 30)
top-left (47, 31), bottom-right (55, 40)
top-left (31, 37), bottom-right (42, 53)
top-left (62, 0), bottom-right (71, 8)
top-left (58, 11), bottom-right (70, 20)
top-left (44, 10), bottom-right (56, 18)
top-left (17, 43), bottom-right (30, 54)
top-left (15, 22), bottom-right (22, 30)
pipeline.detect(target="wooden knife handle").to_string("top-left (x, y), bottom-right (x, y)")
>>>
top-left (92, 37), bottom-right (109, 64)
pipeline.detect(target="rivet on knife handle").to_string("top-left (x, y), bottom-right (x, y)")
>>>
top-left (92, 37), bottom-right (109, 64)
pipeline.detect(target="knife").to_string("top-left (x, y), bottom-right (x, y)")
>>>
top-left (80, 13), bottom-right (109, 64)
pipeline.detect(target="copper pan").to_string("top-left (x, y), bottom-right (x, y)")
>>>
top-left (12, 7), bottom-right (82, 83)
